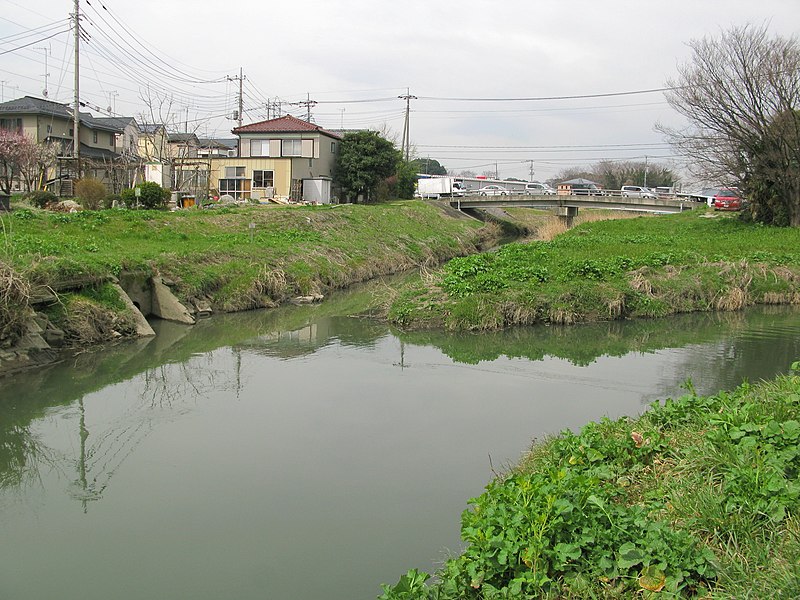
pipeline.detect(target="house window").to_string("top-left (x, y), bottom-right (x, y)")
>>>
top-left (282, 139), bottom-right (302, 156)
top-left (0, 118), bottom-right (22, 133)
top-left (109, 133), bottom-right (114, 146)
top-left (93, 131), bottom-right (98, 143)
top-left (252, 170), bottom-right (274, 188)
top-left (46, 124), bottom-right (52, 134)
top-left (331, 142), bottom-right (336, 153)
top-left (224, 166), bottom-right (245, 178)
top-left (219, 178), bottom-right (250, 200)
top-left (250, 139), bottom-right (270, 157)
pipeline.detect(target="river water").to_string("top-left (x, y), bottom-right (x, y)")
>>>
top-left (1, 286), bottom-right (799, 600)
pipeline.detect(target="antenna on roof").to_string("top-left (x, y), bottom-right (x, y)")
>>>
top-left (35, 46), bottom-right (50, 98)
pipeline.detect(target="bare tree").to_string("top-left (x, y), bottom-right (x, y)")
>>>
top-left (19, 141), bottom-right (58, 192)
top-left (660, 24), bottom-right (800, 226)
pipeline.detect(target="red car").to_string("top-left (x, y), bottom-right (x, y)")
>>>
top-left (713, 188), bottom-right (744, 211)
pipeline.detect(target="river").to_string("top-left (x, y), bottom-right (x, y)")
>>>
top-left (1, 285), bottom-right (799, 599)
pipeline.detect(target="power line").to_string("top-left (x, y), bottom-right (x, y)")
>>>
top-left (417, 143), bottom-right (672, 149)
top-left (85, 0), bottom-right (229, 84)
top-left (0, 27), bottom-right (70, 56)
top-left (0, 17), bottom-right (68, 43)
top-left (417, 87), bottom-right (677, 102)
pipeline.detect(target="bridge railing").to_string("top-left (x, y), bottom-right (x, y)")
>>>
top-left (460, 188), bottom-right (705, 200)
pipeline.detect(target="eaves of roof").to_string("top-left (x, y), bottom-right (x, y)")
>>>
top-left (232, 114), bottom-right (342, 139)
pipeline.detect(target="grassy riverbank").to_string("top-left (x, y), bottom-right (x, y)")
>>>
top-left (381, 364), bottom-right (800, 599)
top-left (0, 201), bottom-right (495, 346)
top-left (386, 210), bottom-right (800, 330)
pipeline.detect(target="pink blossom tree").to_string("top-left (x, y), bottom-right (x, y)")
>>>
top-left (0, 129), bottom-right (33, 195)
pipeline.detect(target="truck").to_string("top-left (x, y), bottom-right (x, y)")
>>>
top-left (416, 177), bottom-right (464, 199)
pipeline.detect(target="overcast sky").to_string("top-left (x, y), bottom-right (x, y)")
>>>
top-left (2, 0), bottom-right (798, 183)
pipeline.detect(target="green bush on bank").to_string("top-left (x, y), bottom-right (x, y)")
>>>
top-left (380, 363), bottom-right (800, 599)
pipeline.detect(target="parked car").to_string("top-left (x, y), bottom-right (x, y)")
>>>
top-left (525, 182), bottom-right (556, 195)
top-left (712, 187), bottom-right (745, 211)
top-left (697, 187), bottom-right (743, 208)
top-left (478, 185), bottom-right (509, 196)
top-left (621, 185), bottom-right (657, 199)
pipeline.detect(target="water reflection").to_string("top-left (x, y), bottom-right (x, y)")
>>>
top-left (0, 300), bottom-right (799, 599)
top-left (3, 303), bottom-right (797, 507)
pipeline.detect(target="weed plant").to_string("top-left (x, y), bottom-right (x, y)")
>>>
top-left (380, 363), bottom-right (800, 599)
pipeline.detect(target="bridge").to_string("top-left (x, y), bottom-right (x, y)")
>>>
top-left (449, 193), bottom-right (699, 215)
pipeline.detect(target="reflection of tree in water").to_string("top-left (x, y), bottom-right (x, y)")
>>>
top-left (1, 352), bottom-right (238, 511)
top-left (0, 423), bottom-right (61, 493)
top-left (398, 307), bottom-right (800, 372)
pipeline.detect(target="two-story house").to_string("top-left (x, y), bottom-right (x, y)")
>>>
top-left (214, 114), bottom-right (341, 203)
top-left (0, 95), bottom-right (130, 194)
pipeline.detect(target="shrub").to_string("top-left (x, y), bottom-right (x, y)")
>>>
top-left (74, 178), bottom-right (108, 210)
top-left (121, 182), bottom-right (170, 209)
top-left (119, 188), bottom-right (135, 207)
top-left (28, 190), bottom-right (57, 208)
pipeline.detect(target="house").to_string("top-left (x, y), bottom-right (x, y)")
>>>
top-left (216, 114), bottom-right (341, 203)
top-left (198, 138), bottom-right (238, 158)
top-left (558, 177), bottom-right (602, 195)
top-left (0, 95), bottom-right (135, 194)
top-left (93, 116), bottom-right (144, 189)
top-left (167, 132), bottom-right (207, 195)
top-left (138, 123), bottom-right (169, 162)
top-left (167, 132), bottom-right (200, 159)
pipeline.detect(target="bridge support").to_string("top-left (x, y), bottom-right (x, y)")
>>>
top-left (555, 205), bottom-right (579, 228)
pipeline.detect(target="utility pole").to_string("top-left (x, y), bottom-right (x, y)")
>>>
top-left (72, 0), bottom-right (80, 176)
top-left (528, 160), bottom-right (535, 181)
top-left (0, 81), bottom-right (6, 102)
top-left (289, 94), bottom-right (317, 122)
top-left (495, 162), bottom-right (499, 180)
top-left (227, 67), bottom-right (245, 128)
top-left (35, 47), bottom-right (50, 97)
top-left (398, 89), bottom-right (417, 162)
top-left (643, 155), bottom-right (648, 188)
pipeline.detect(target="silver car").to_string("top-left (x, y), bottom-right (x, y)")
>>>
top-left (621, 185), bottom-right (657, 199)
top-left (478, 185), bottom-right (509, 196)
top-left (525, 182), bottom-right (556, 195)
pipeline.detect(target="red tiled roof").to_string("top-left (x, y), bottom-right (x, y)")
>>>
top-left (232, 114), bottom-right (342, 139)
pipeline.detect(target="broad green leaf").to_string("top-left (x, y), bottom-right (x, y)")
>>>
top-left (618, 543), bottom-right (645, 569)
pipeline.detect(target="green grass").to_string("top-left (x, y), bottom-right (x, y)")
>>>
top-left (380, 363), bottom-right (800, 599)
top-left (387, 211), bottom-right (800, 330)
top-left (0, 202), bottom-right (493, 344)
